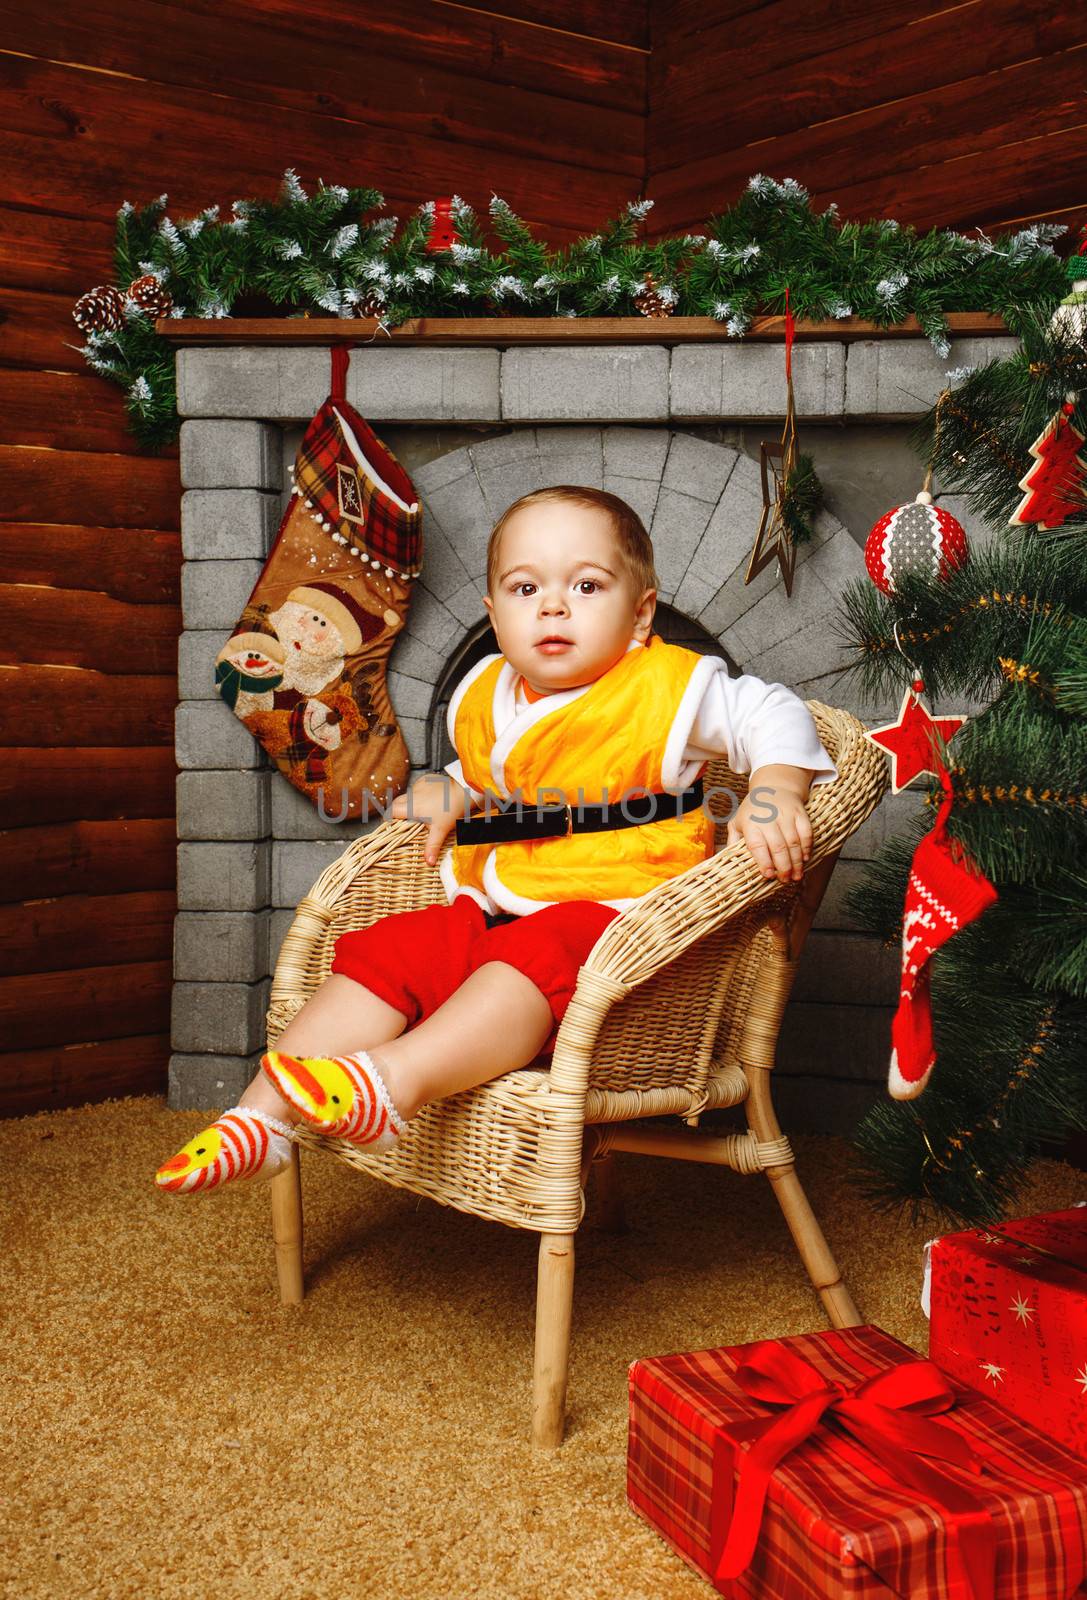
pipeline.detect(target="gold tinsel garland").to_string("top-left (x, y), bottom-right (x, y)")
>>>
top-left (940, 397), bottom-right (1025, 476)
top-left (997, 655), bottom-right (1057, 700)
top-left (873, 590), bottom-right (1075, 657)
top-left (925, 764), bottom-right (1087, 810)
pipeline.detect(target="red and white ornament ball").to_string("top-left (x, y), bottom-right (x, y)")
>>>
top-left (864, 490), bottom-right (969, 595)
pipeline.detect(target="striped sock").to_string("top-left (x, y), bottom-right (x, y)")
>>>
top-left (155, 1106), bottom-right (294, 1193)
top-left (261, 1049), bottom-right (405, 1151)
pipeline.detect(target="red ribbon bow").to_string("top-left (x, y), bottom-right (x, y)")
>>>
top-left (714, 1341), bottom-right (996, 1599)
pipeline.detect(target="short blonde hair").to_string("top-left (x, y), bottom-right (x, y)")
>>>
top-left (486, 485), bottom-right (658, 595)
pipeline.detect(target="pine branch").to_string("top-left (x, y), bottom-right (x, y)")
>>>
top-left (77, 170), bottom-right (1071, 449)
top-left (854, 991), bottom-right (1087, 1224)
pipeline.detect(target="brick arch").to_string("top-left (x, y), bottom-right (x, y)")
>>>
top-left (388, 426), bottom-right (865, 768)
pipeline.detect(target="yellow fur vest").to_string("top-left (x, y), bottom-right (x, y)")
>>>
top-left (441, 636), bottom-right (718, 913)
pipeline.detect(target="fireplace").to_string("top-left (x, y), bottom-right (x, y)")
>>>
top-left (171, 327), bottom-right (1014, 1128)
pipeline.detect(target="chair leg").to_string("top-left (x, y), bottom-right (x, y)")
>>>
top-left (764, 1161), bottom-right (862, 1327)
top-left (270, 1142), bottom-right (304, 1306)
top-left (532, 1232), bottom-right (575, 1449)
top-left (593, 1152), bottom-right (628, 1234)
top-left (745, 1065), bottom-right (861, 1329)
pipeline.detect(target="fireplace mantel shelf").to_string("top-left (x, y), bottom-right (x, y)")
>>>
top-left (157, 311), bottom-right (1008, 347)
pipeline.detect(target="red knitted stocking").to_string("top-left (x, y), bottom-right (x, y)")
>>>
top-left (889, 771), bottom-right (998, 1100)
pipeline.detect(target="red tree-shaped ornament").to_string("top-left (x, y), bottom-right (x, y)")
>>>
top-left (1009, 401), bottom-right (1087, 530)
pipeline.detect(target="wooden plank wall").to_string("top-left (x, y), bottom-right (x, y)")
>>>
top-left (2, 0), bottom-right (1081, 1115)
top-left (647, 0), bottom-right (1087, 239)
top-left (0, 1), bottom-right (649, 1116)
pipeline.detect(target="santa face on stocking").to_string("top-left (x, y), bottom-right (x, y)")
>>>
top-left (267, 582), bottom-right (397, 695)
top-left (215, 364), bottom-right (423, 819)
top-left (271, 597), bottom-right (355, 688)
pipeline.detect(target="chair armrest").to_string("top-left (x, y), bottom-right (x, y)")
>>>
top-left (579, 701), bottom-right (889, 993)
top-left (268, 818), bottom-right (439, 1024)
top-left (578, 838), bottom-right (784, 992)
top-left (295, 816), bottom-right (434, 910)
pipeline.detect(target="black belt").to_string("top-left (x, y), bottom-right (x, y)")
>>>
top-left (455, 778), bottom-right (704, 845)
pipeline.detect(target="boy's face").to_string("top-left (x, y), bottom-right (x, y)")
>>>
top-left (482, 501), bottom-right (656, 693)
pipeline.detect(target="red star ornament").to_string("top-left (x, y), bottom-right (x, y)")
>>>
top-left (865, 677), bottom-right (966, 793)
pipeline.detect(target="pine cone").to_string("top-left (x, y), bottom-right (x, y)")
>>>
top-left (73, 285), bottom-right (125, 333)
top-left (633, 272), bottom-right (675, 319)
top-left (128, 273), bottom-right (173, 319)
top-left (350, 289), bottom-right (387, 319)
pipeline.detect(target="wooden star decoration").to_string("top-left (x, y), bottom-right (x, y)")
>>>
top-left (865, 677), bottom-right (967, 793)
top-left (746, 432), bottom-right (798, 596)
top-left (747, 291), bottom-right (800, 597)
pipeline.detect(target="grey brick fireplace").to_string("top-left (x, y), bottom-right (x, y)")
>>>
top-left (170, 329), bottom-right (1015, 1130)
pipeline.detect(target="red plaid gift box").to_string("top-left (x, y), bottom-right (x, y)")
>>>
top-left (627, 1323), bottom-right (1087, 1599)
top-left (928, 1207), bottom-right (1087, 1460)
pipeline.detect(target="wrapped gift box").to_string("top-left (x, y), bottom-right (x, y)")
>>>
top-left (627, 1322), bottom-right (1087, 1599)
top-left (927, 1206), bottom-right (1087, 1460)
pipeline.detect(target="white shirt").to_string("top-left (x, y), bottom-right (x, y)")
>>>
top-left (443, 645), bottom-right (837, 803)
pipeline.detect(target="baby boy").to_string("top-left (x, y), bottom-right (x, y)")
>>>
top-left (156, 486), bottom-right (835, 1191)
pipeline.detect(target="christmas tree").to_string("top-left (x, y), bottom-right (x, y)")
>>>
top-left (839, 283), bottom-right (1087, 1224)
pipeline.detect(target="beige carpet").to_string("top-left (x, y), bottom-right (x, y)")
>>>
top-left (3, 1096), bottom-right (1083, 1600)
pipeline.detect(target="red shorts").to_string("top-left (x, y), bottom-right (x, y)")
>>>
top-left (329, 896), bottom-right (619, 1056)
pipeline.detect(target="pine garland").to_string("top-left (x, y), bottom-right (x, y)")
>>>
top-left (840, 301), bottom-right (1087, 1223)
top-left (69, 169), bottom-right (1069, 449)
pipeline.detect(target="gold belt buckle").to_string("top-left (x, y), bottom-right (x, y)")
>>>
top-left (564, 802), bottom-right (574, 838)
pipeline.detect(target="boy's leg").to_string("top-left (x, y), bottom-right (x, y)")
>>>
top-left (240, 976), bottom-right (408, 1124)
top-left (367, 960), bottom-right (553, 1119)
top-left (155, 977), bottom-right (409, 1192)
top-left (262, 900), bottom-right (612, 1144)
top-left (264, 961), bottom-right (552, 1137)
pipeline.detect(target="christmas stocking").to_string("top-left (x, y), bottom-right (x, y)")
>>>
top-left (889, 769), bottom-right (998, 1100)
top-left (214, 343), bottom-right (423, 820)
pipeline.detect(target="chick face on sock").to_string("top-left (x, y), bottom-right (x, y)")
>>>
top-left (482, 500), bottom-right (656, 697)
top-left (262, 1051), bottom-right (356, 1126)
top-left (155, 1124), bottom-right (234, 1191)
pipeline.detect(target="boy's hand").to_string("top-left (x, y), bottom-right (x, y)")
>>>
top-left (725, 765), bottom-right (814, 883)
top-left (389, 773), bottom-right (472, 867)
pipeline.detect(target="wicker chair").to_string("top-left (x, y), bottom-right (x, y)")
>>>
top-left (265, 701), bottom-right (889, 1447)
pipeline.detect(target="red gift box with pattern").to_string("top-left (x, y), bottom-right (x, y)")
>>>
top-left (627, 1323), bottom-right (1087, 1598)
top-left (928, 1207), bottom-right (1087, 1461)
